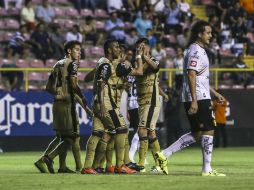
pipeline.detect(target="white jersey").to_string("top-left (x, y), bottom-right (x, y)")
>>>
top-left (182, 43), bottom-right (211, 102)
top-left (127, 76), bottom-right (139, 110)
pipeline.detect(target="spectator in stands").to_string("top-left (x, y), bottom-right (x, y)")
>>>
top-left (4, 0), bottom-right (22, 10)
top-left (75, 0), bottom-right (98, 13)
top-left (36, 0), bottom-right (55, 25)
top-left (66, 24), bottom-right (83, 43)
top-left (231, 17), bottom-right (249, 44)
top-left (30, 22), bottom-right (53, 61)
top-left (125, 28), bottom-right (139, 49)
top-left (81, 16), bottom-right (103, 46)
top-left (149, 0), bottom-right (165, 13)
top-left (105, 11), bottom-right (126, 42)
top-left (209, 15), bottom-right (221, 43)
top-left (126, 0), bottom-right (141, 11)
top-left (173, 46), bottom-right (184, 90)
top-left (228, 2), bottom-right (246, 25)
top-left (151, 41), bottom-right (166, 65)
top-left (231, 53), bottom-right (254, 87)
top-left (152, 16), bottom-right (164, 35)
top-left (164, 0), bottom-right (182, 34)
top-left (146, 28), bottom-right (157, 48)
top-left (215, 0), bottom-right (235, 22)
top-left (176, 28), bottom-right (189, 48)
top-left (107, 0), bottom-right (124, 13)
top-left (1, 59), bottom-right (24, 91)
top-left (213, 98), bottom-right (228, 148)
top-left (178, 0), bottom-right (192, 19)
top-left (49, 24), bottom-right (65, 59)
top-left (133, 10), bottom-right (152, 37)
top-left (21, 0), bottom-right (36, 31)
top-left (7, 25), bottom-right (30, 58)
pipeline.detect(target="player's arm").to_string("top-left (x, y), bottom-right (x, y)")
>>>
top-left (68, 61), bottom-right (89, 109)
top-left (210, 86), bottom-right (225, 103)
top-left (188, 69), bottom-right (198, 115)
top-left (143, 55), bottom-right (159, 70)
top-left (159, 86), bottom-right (169, 102)
top-left (84, 68), bottom-right (96, 83)
top-left (97, 63), bottom-right (112, 118)
top-left (45, 71), bottom-right (56, 95)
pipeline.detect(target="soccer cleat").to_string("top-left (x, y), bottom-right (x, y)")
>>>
top-left (42, 155), bottom-right (55, 174)
top-left (150, 166), bottom-right (163, 173)
top-left (105, 165), bottom-right (115, 174)
top-left (126, 162), bottom-right (145, 172)
top-left (34, 159), bottom-right (48, 173)
top-left (202, 170), bottom-right (226, 177)
top-left (95, 167), bottom-right (105, 173)
top-left (58, 167), bottom-right (75, 173)
top-left (81, 168), bottom-right (98, 174)
top-left (139, 168), bottom-right (146, 173)
top-left (114, 165), bottom-right (137, 174)
top-left (155, 151), bottom-right (168, 175)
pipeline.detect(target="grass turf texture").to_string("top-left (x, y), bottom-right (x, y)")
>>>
top-left (0, 147), bottom-right (254, 190)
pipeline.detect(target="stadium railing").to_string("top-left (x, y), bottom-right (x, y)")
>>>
top-left (0, 67), bottom-right (254, 92)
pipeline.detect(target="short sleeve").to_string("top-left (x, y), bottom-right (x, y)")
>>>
top-left (116, 62), bottom-right (132, 77)
top-left (67, 61), bottom-right (78, 76)
top-left (187, 50), bottom-right (200, 72)
top-left (97, 63), bottom-right (111, 81)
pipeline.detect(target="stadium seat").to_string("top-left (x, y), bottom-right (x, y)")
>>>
top-left (5, 19), bottom-right (20, 30)
top-left (90, 46), bottom-right (104, 57)
top-left (16, 59), bottom-right (30, 68)
top-left (55, 0), bottom-right (71, 5)
top-left (64, 20), bottom-right (75, 29)
top-left (45, 59), bottom-right (57, 68)
top-left (29, 72), bottom-right (44, 81)
top-left (53, 19), bottom-right (66, 26)
top-left (95, 21), bottom-right (105, 30)
top-left (54, 7), bottom-right (65, 17)
top-left (65, 7), bottom-right (79, 17)
top-left (201, 0), bottom-right (215, 5)
top-left (94, 9), bottom-right (109, 18)
top-left (81, 9), bottom-right (93, 17)
top-left (77, 72), bottom-right (86, 81)
top-left (86, 59), bottom-right (97, 68)
top-left (218, 84), bottom-right (231, 89)
top-left (124, 22), bottom-right (133, 29)
top-left (3, 32), bottom-right (14, 42)
top-left (246, 84), bottom-right (254, 89)
top-left (0, 58), bottom-right (12, 65)
top-left (232, 85), bottom-right (244, 89)
top-left (0, 20), bottom-right (5, 30)
top-left (30, 59), bottom-right (44, 67)
top-left (165, 34), bottom-right (177, 44)
top-left (79, 59), bottom-right (90, 68)
top-left (6, 7), bottom-right (20, 16)
top-left (165, 47), bottom-right (176, 57)
top-left (28, 84), bottom-right (41, 90)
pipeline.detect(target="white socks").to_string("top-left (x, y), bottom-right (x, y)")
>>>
top-left (162, 132), bottom-right (196, 158)
top-left (201, 135), bottom-right (213, 173)
top-left (129, 132), bottom-right (139, 162)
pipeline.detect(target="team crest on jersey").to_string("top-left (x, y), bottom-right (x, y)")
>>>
top-left (190, 60), bottom-right (197, 67)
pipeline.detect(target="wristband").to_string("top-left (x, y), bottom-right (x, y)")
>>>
top-left (136, 55), bottom-right (142, 59)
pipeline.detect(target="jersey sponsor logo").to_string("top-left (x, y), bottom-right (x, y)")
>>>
top-left (101, 65), bottom-right (109, 78)
top-left (190, 60), bottom-right (197, 67)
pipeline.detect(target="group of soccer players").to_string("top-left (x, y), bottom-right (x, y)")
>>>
top-left (35, 20), bottom-right (226, 176)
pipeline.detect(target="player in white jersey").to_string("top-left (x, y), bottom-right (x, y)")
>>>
top-left (156, 20), bottom-right (226, 177)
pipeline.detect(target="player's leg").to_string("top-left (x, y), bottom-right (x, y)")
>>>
top-left (128, 108), bottom-right (139, 162)
top-left (72, 136), bottom-right (82, 172)
top-left (108, 109), bottom-right (136, 174)
top-left (82, 116), bottom-right (104, 174)
top-left (199, 100), bottom-right (226, 177)
top-left (105, 134), bottom-right (115, 173)
top-left (93, 132), bottom-right (111, 173)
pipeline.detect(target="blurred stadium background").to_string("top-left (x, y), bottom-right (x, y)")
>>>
top-left (0, 0), bottom-right (254, 152)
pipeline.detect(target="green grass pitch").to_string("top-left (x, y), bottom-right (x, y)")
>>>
top-left (0, 147), bottom-right (254, 190)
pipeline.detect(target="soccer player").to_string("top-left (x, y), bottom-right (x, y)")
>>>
top-left (156, 20), bottom-right (226, 176)
top-left (81, 39), bottom-right (143, 174)
top-left (133, 38), bottom-right (167, 173)
top-left (34, 40), bottom-right (92, 173)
